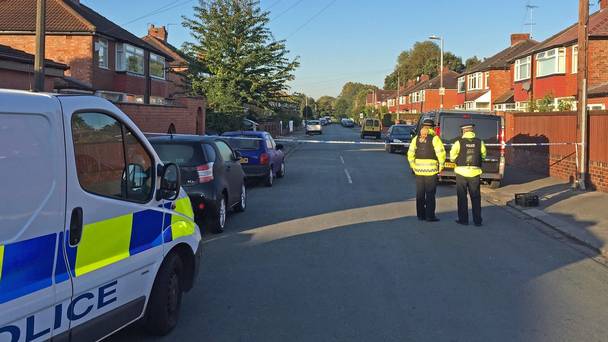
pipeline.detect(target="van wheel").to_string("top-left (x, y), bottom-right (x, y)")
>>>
top-left (144, 253), bottom-right (184, 336)
top-left (490, 180), bottom-right (501, 189)
top-left (234, 184), bottom-right (246, 212)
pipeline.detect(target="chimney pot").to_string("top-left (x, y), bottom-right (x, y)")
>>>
top-left (148, 24), bottom-right (168, 42)
top-left (510, 33), bottom-right (531, 46)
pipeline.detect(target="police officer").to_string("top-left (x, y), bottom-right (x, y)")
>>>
top-left (407, 119), bottom-right (446, 222)
top-left (450, 123), bottom-right (487, 226)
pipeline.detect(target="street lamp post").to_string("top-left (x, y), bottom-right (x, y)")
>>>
top-left (429, 35), bottom-right (444, 109)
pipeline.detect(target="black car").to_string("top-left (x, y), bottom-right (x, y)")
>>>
top-left (148, 134), bottom-right (246, 234)
top-left (384, 124), bottom-right (415, 153)
top-left (413, 111), bottom-right (505, 188)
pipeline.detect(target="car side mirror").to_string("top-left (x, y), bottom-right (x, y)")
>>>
top-left (158, 163), bottom-right (180, 201)
top-left (233, 151), bottom-right (242, 160)
top-left (276, 143), bottom-right (284, 150)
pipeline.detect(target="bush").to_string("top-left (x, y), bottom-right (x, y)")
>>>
top-left (537, 94), bottom-right (555, 112)
top-left (205, 111), bottom-right (246, 134)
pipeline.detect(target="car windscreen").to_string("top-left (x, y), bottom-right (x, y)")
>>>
top-left (392, 126), bottom-right (413, 135)
top-left (151, 142), bottom-right (206, 166)
top-left (224, 136), bottom-right (261, 150)
top-left (440, 116), bottom-right (500, 143)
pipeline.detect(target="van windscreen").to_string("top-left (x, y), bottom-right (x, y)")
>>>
top-left (440, 116), bottom-right (500, 143)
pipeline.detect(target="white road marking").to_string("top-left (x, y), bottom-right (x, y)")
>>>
top-left (340, 155), bottom-right (345, 164)
top-left (344, 168), bottom-right (353, 184)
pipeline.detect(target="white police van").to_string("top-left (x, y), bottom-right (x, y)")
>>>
top-left (0, 90), bottom-right (202, 341)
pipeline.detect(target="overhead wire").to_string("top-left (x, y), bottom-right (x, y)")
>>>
top-left (285, 0), bottom-right (338, 39)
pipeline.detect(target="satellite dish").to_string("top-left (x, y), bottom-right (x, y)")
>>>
top-left (522, 81), bottom-right (531, 91)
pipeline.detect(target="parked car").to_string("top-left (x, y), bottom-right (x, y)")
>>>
top-left (0, 90), bottom-right (201, 340)
top-left (320, 118), bottom-right (328, 126)
top-left (361, 118), bottom-right (382, 139)
top-left (413, 110), bottom-right (505, 188)
top-left (341, 118), bottom-right (355, 127)
top-left (148, 134), bottom-right (247, 234)
top-left (222, 131), bottom-right (286, 186)
top-left (306, 120), bottom-right (323, 134)
top-left (384, 124), bottom-right (415, 153)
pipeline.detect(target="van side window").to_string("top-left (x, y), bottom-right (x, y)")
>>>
top-left (72, 113), bottom-right (125, 199)
top-left (123, 126), bottom-right (154, 202)
top-left (72, 112), bottom-right (154, 202)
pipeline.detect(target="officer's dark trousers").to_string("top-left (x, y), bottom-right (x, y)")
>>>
top-left (456, 174), bottom-right (482, 225)
top-left (415, 175), bottom-right (437, 220)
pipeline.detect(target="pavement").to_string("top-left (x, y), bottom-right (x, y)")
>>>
top-left (110, 124), bottom-right (608, 342)
top-left (482, 166), bottom-right (608, 255)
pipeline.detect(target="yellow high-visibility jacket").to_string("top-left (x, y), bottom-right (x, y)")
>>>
top-left (407, 129), bottom-right (446, 176)
top-left (449, 131), bottom-right (487, 177)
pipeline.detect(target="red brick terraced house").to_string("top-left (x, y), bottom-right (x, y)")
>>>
top-left (510, 0), bottom-right (608, 111)
top-left (366, 89), bottom-right (397, 110)
top-left (0, 0), bottom-right (207, 134)
top-left (456, 34), bottom-right (538, 112)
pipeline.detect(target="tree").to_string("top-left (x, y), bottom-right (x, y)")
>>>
top-left (316, 96), bottom-right (336, 116)
top-left (383, 41), bottom-right (464, 89)
top-left (333, 82), bottom-right (378, 117)
top-left (183, 0), bottom-right (299, 112)
top-left (465, 56), bottom-right (483, 70)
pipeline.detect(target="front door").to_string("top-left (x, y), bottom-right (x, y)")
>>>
top-left (62, 108), bottom-right (165, 341)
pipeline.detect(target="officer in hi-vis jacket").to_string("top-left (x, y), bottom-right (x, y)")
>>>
top-left (407, 119), bottom-right (446, 222)
top-left (450, 123), bottom-right (487, 226)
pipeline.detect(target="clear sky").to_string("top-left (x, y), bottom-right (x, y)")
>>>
top-left (82, 0), bottom-right (594, 98)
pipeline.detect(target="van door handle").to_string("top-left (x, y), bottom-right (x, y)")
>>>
top-left (69, 207), bottom-right (83, 246)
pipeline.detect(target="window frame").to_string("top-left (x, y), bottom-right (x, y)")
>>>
top-left (115, 43), bottom-right (145, 75)
top-left (514, 56), bottom-right (531, 82)
top-left (71, 110), bottom-right (156, 204)
top-left (149, 53), bottom-right (166, 79)
top-left (95, 38), bottom-right (109, 69)
top-left (484, 71), bottom-right (490, 89)
top-left (467, 72), bottom-right (483, 91)
top-left (536, 47), bottom-right (566, 78)
top-left (457, 76), bottom-right (465, 93)
top-left (572, 45), bottom-right (578, 74)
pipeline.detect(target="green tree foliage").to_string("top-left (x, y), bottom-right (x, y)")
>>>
top-left (333, 82), bottom-right (378, 117)
top-left (465, 56), bottom-right (483, 70)
top-left (182, 0), bottom-right (299, 112)
top-left (384, 41), bottom-right (464, 90)
top-left (537, 94), bottom-right (555, 112)
top-left (316, 96), bottom-right (336, 116)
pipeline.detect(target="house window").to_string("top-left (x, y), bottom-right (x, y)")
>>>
top-left (514, 56), bottom-right (531, 81)
top-left (515, 101), bottom-right (529, 111)
top-left (399, 96), bottom-right (405, 105)
top-left (116, 43), bottom-right (144, 75)
top-left (572, 45), bottom-right (578, 74)
top-left (536, 48), bottom-right (566, 77)
top-left (485, 72), bottom-right (490, 89)
top-left (467, 72), bottom-right (483, 91)
top-left (420, 90), bottom-right (425, 102)
top-left (457, 77), bottom-right (465, 93)
top-left (588, 104), bottom-right (605, 110)
top-left (95, 38), bottom-right (108, 69)
top-left (150, 53), bottom-right (166, 79)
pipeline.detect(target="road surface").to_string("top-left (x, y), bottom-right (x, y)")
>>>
top-left (111, 124), bottom-right (608, 342)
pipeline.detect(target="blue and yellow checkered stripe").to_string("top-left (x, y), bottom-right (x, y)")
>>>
top-left (0, 197), bottom-right (195, 304)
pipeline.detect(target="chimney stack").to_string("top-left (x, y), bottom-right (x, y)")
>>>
top-left (601, 0), bottom-right (608, 10)
top-left (420, 74), bottom-right (430, 82)
top-left (148, 24), bottom-right (168, 42)
top-left (511, 33), bottom-right (531, 46)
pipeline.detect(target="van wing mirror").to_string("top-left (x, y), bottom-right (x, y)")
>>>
top-left (157, 163), bottom-right (181, 201)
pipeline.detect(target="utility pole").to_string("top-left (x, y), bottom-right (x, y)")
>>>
top-left (396, 73), bottom-right (400, 122)
top-left (577, 0), bottom-right (589, 190)
top-left (33, 0), bottom-right (46, 92)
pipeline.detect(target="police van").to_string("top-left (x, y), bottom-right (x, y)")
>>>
top-left (0, 90), bottom-right (202, 341)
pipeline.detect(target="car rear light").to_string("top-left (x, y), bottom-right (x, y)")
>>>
top-left (260, 153), bottom-right (269, 165)
top-left (198, 202), bottom-right (205, 210)
top-left (196, 163), bottom-right (214, 183)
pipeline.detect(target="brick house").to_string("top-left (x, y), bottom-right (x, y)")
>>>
top-left (455, 34), bottom-right (538, 111)
top-left (510, 0), bottom-right (608, 111)
top-left (0, 44), bottom-right (68, 91)
top-left (400, 70), bottom-right (460, 113)
top-left (366, 89), bottom-right (397, 110)
top-left (0, 0), bottom-right (173, 105)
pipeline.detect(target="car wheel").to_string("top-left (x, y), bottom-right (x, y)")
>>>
top-left (277, 161), bottom-right (286, 178)
top-left (234, 184), bottom-right (246, 212)
top-left (210, 195), bottom-right (226, 234)
top-left (144, 253), bottom-right (184, 336)
top-left (490, 180), bottom-right (501, 189)
top-left (265, 168), bottom-right (274, 187)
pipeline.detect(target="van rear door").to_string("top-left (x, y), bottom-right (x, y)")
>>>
top-left (439, 114), bottom-right (502, 174)
top-left (0, 92), bottom-right (71, 341)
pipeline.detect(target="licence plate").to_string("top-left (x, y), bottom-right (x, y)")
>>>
top-left (444, 162), bottom-right (456, 169)
top-left (239, 157), bottom-right (248, 164)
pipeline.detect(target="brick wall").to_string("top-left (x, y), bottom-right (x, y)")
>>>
top-left (589, 39), bottom-right (608, 87)
top-left (489, 70), bottom-right (512, 105)
top-left (117, 96), bottom-right (206, 135)
top-left (0, 34), bottom-right (94, 85)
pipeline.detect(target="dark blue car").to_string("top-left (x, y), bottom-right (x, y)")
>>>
top-left (222, 131), bottom-right (285, 186)
top-left (384, 124), bottom-right (415, 153)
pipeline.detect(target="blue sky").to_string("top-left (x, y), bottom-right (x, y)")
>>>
top-left (82, 0), bottom-right (594, 98)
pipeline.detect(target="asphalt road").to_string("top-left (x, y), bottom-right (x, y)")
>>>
top-left (112, 124), bottom-right (608, 342)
